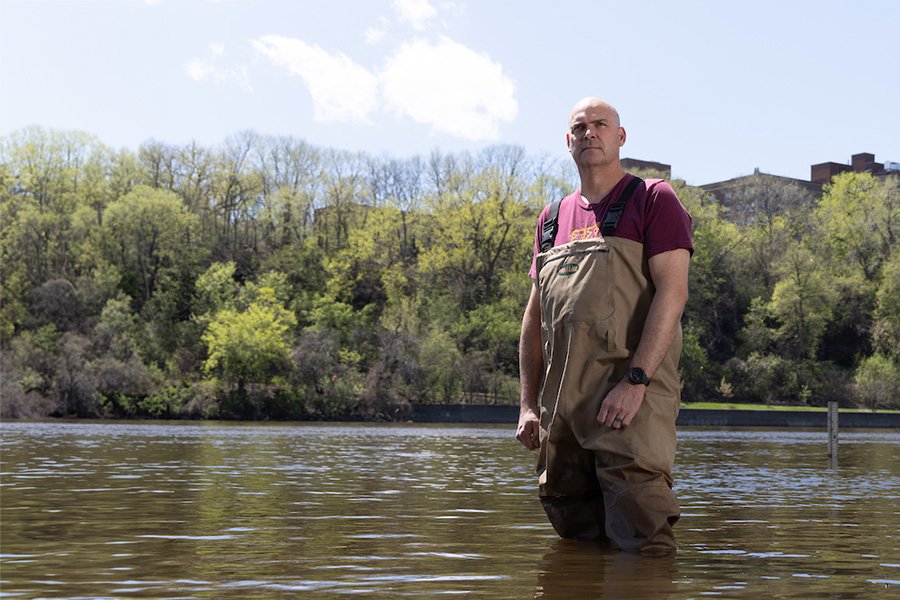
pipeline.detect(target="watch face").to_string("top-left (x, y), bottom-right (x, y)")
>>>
top-left (628, 368), bottom-right (649, 385)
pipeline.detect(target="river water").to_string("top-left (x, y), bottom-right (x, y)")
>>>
top-left (1, 421), bottom-right (898, 598)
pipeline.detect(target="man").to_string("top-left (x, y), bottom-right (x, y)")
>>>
top-left (516, 97), bottom-right (692, 554)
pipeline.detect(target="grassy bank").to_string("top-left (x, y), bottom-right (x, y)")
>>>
top-left (682, 402), bottom-right (900, 413)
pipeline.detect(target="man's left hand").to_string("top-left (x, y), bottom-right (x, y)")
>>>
top-left (597, 380), bottom-right (645, 429)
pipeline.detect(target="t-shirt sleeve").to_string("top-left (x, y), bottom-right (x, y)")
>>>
top-left (643, 181), bottom-right (693, 258)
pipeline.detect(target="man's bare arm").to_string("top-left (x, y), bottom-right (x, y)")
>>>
top-left (596, 248), bottom-right (690, 428)
top-left (516, 283), bottom-right (543, 450)
top-left (630, 248), bottom-right (691, 379)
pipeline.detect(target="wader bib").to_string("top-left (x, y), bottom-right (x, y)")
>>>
top-left (535, 234), bottom-right (682, 553)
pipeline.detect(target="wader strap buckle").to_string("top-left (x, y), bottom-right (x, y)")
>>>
top-left (540, 199), bottom-right (563, 253)
top-left (600, 176), bottom-right (644, 237)
top-left (540, 176), bottom-right (645, 253)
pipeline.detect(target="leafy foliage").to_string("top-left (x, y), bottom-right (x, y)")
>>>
top-left (202, 287), bottom-right (298, 387)
top-left (2, 126), bottom-right (898, 419)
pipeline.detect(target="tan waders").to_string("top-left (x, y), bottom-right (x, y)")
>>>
top-left (535, 236), bottom-right (682, 553)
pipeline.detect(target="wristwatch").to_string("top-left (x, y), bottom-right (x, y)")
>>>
top-left (626, 367), bottom-right (650, 386)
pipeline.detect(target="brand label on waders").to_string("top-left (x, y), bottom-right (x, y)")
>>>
top-left (557, 262), bottom-right (579, 276)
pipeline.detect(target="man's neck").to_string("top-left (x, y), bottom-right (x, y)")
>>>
top-left (579, 165), bottom-right (627, 204)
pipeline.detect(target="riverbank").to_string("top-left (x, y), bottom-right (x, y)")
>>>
top-left (409, 404), bottom-right (900, 428)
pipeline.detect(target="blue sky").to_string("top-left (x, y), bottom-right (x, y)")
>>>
top-left (1, 0), bottom-right (898, 185)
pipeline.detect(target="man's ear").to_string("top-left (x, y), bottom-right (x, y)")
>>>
top-left (619, 127), bottom-right (627, 147)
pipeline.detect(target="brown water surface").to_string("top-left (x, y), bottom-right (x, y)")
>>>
top-left (1, 421), bottom-right (898, 598)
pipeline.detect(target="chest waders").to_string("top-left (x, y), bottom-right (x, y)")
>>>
top-left (534, 187), bottom-right (683, 553)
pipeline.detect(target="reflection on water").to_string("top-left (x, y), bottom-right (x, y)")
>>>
top-left (1, 422), bottom-right (898, 598)
top-left (535, 539), bottom-right (678, 599)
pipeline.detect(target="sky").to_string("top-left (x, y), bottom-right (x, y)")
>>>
top-left (1, 0), bottom-right (898, 186)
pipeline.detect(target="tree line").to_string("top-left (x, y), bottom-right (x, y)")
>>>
top-left (1, 126), bottom-right (898, 420)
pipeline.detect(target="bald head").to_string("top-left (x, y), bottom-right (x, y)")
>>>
top-left (569, 97), bottom-right (621, 129)
top-left (566, 97), bottom-right (627, 187)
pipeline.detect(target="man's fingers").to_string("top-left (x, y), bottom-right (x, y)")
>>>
top-left (516, 420), bottom-right (541, 450)
top-left (526, 423), bottom-right (539, 450)
top-left (599, 404), bottom-right (633, 428)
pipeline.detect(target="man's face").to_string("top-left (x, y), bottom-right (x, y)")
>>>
top-left (566, 102), bottom-right (625, 169)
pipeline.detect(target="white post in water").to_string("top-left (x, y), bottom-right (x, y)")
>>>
top-left (827, 401), bottom-right (839, 463)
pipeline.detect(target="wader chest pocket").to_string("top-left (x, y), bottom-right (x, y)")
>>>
top-left (538, 242), bottom-right (613, 325)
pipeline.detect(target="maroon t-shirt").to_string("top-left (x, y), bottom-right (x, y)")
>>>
top-left (528, 174), bottom-right (693, 279)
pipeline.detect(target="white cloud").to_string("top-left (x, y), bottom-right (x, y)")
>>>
top-left (365, 17), bottom-right (390, 45)
top-left (391, 0), bottom-right (437, 30)
top-left (251, 23), bottom-right (518, 142)
top-left (252, 34), bottom-right (378, 123)
top-left (380, 36), bottom-right (517, 140)
top-left (185, 43), bottom-right (252, 91)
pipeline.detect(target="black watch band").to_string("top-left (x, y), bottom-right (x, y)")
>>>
top-left (627, 367), bottom-right (650, 386)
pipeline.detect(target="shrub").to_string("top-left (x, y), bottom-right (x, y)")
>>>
top-left (725, 353), bottom-right (848, 406)
top-left (851, 354), bottom-right (900, 410)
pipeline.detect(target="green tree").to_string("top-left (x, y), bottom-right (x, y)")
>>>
top-left (97, 185), bottom-right (201, 307)
top-left (0, 128), bottom-right (115, 336)
top-left (193, 261), bottom-right (241, 323)
top-left (255, 136), bottom-right (321, 251)
top-left (872, 246), bottom-right (900, 361)
top-left (419, 146), bottom-right (536, 312)
top-left (812, 173), bottom-right (898, 366)
top-left (817, 172), bottom-right (898, 280)
top-left (417, 325), bottom-right (464, 403)
top-left (316, 148), bottom-right (368, 253)
top-left (1, 127), bottom-right (111, 244)
top-left (767, 242), bottom-right (837, 359)
top-left (852, 354), bottom-right (900, 410)
top-left (202, 287), bottom-right (298, 390)
top-left (92, 295), bottom-right (144, 361)
top-left (678, 181), bottom-right (744, 360)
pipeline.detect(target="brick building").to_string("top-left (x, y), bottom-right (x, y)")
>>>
top-left (696, 152), bottom-right (897, 223)
top-left (699, 152), bottom-right (896, 201)
top-left (810, 152), bottom-right (897, 185)
top-left (621, 158), bottom-right (671, 178)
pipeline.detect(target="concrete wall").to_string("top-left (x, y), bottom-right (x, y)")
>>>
top-left (409, 404), bottom-right (900, 428)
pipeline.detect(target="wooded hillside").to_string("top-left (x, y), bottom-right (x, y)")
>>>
top-left (2, 127), bottom-right (898, 419)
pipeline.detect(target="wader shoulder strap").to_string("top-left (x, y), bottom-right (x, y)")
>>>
top-left (539, 198), bottom-right (563, 252)
top-left (540, 175), bottom-right (644, 252)
top-left (600, 176), bottom-right (644, 237)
